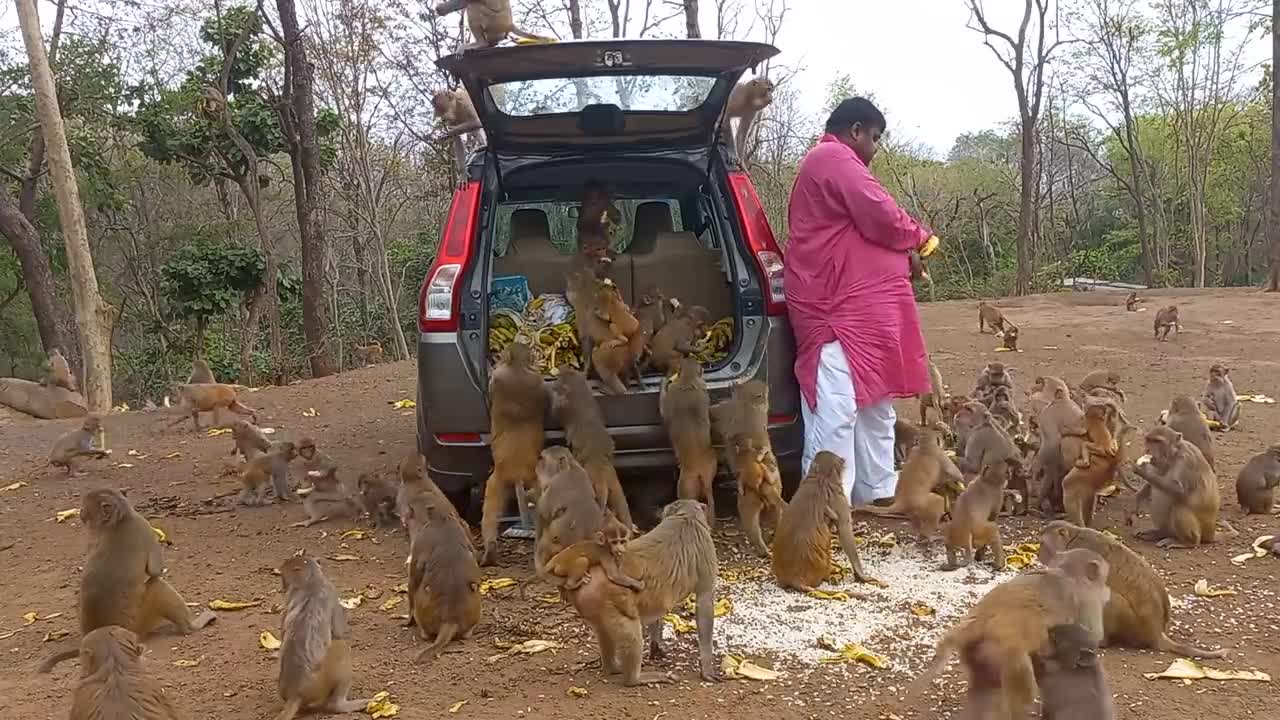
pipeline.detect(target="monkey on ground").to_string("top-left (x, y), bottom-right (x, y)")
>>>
top-left (1078, 369), bottom-right (1126, 403)
top-left (187, 358), bottom-right (215, 384)
top-left (240, 442), bottom-right (298, 506)
top-left (353, 341), bottom-right (384, 368)
top-left (434, 0), bottom-right (552, 51)
top-left (721, 77), bottom-right (774, 160)
top-left (941, 462), bottom-right (1009, 570)
top-left (729, 436), bottom-right (786, 556)
top-left (1202, 363), bottom-right (1241, 431)
top-left (38, 488), bottom-right (216, 673)
top-left (49, 415), bottom-right (111, 475)
top-left (1134, 425), bottom-right (1221, 549)
top-left (166, 383), bottom-right (257, 429)
top-left (296, 437), bottom-right (338, 487)
top-left (858, 426), bottom-right (962, 542)
top-left (919, 359), bottom-right (946, 426)
top-left (532, 447), bottom-right (607, 576)
top-left (1124, 291), bottom-right (1142, 311)
top-left (565, 499), bottom-right (722, 686)
top-left (1039, 520), bottom-right (1228, 658)
top-left (660, 358), bottom-right (718, 526)
top-left (1159, 394), bottom-right (1215, 469)
top-left (1153, 304), bottom-right (1180, 341)
top-left (405, 494), bottom-right (482, 662)
top-left (358, 470), bottom-right (401, 527)
top-left (481, 341), bottom-right (546, 566)
top-left (1031, 387), bottom-right (1086, 514)
top-left (648, 304), bottom-right (711, 374)
top-left (292, 466), bottom-right (361, 528)
top-left (228, 419), bottom-right (270, 460)
top-left (69, 626), bottom-right (183, 720)
top-left (1001, 323), bottom-right (1020, 351)
top-left (772, 451), bottom-right (880, 592)
top-left (395, 452), bottom-right (458, 529)
top-left (591, 280), bottom-right (643, 395)
top-left (892, 418), bottom-right (919, 468)
top-left (552, 367), bottom-right (634, 529)
top-left (1061, 401), bottom-right (1121, 529)
top-left (274, 556), bottom-right (369, 720)
top-left (973, 361), bottom-right (1014, 403)
top-left (1033, 623), bottom-right (1115, 720)
top-left (542, 513), bottom-right (643, 592)
top-left (977, 301), bottom-right (1010, 334)
top-left (913, 548), bottom-right (1112, 720)
top-left (42, 347), bottom-right (77, 392)
top-left (1236, 445), bottom-right (1280, 514)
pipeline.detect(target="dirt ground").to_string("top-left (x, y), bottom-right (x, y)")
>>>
top-left (1, 287), bottom-right (1278, 719)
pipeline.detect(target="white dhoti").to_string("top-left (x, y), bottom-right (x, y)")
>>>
top-left (800, 342), bottom-right (898, 506)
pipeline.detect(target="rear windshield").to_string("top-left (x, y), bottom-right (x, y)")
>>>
top-left (490, 75), bottom-right (717, 116)
top-left (492, 199), bottom-right (684, 255)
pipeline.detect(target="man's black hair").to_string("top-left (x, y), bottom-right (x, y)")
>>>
top-left (825, 97), bottom-right (886, 135)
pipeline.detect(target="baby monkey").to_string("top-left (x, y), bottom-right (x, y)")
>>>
top-left (1033, 623), bottom-right (1115, 720)
top-left (542, 513), bottom-right (644, 593)
top-left (49, 416), bottom-right (111, 475)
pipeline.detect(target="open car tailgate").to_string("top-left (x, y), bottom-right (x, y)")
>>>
top-left (436, 39), bottom-right (779, 156)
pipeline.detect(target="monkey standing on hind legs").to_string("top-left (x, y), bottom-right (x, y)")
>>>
top-left (41, 347), bottom-right (77, 392)
top-left (729, 436), bottom-right (786, 557)
top-left (857, 425), bottom-right (961, 543)
top-left (49, 416), bottom-right (111, 475)
top-left (404, 495), bottom-right (481, 663)
top-left (565, 499), bottom-right (722, 686)
top-left (69, 626), bottom-right (183, 720)
top-left (552, 367), bottom-right (634, 529)
top-left (660, 358), bottom-right (718, 527)
top-left (590, 280), bottom-right (643, 395)
top-left (273, 556), bottom-right (370, 720)
top-left (481, 341), bottom-right (546, 566)
top-left (38, 488), bottom-right (217, 673)
top-left (431, 88), bottom-right (484, 187)
top-left (940, 462), bottom-right (1010, 571)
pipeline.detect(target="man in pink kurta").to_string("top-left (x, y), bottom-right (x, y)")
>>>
top-left (785, 97), bottom-right (935, 506)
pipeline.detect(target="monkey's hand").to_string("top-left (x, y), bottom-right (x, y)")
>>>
top-left (434, 0), bottom-right (469, 16)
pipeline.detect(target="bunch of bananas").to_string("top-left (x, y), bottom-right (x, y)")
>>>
top-left (532, 322), bottom-right (583, 374)
top-left (690, 317), bottom-right (734, 364)
top-left (487, 309), bottom-right (523, 354)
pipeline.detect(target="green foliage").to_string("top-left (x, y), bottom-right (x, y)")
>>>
top-left (160, 238), bottom-right (264, 323)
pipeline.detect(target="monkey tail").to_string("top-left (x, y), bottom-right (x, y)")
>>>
top-left (1215, 519), bottom-right (1239, 538)
top-left (36, 647), bottom-right (78, 673)
top-left (508, 28), bottom-right (556, 42)
top-left (910, 633), bottom-right (958, 696)
top-left (274, 698), bottom-right (303, 720)
top-left (415, 623), bottom-right (459, 663)
top-left (1157, 634), bottom-right (1228, 659)
top-left (853, 502), bottom-right (907, 518)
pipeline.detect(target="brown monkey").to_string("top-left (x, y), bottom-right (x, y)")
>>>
top-left (893, 418), bottom-right (919, 467)
top-left (648, 305), bottom-right (711, 374)
top-left (481, 340), bottom-right (546, 565)
top-left (591, 281), bottom-right (642, 395)
top-left (49, 416), bottom-right (110, 475)
top-left (228, 419), bottom-right (270, 460)
top-left (660, 358), bottom-right (718, 526)
top-left (296, 437), bottom-right (338, 486)
top-left (1061, 402), bottom-right (1121, 529)
top-left (973, 361), bottom-right (1013, 402)
top-left (1134, 425), bottom-right (1221, 548)
top-left (240, 442), bottom-right (299, 505)
top-left (772, 451), bottom-right (879, 591)
top-left (629, 286), bottom-right (668, 382)
top-left (1202, 363), bottom-right (1241, 430)
top-left (565, 499), bottom-right (721, 686)
top-left (1033, 624), bottom-right (1115, 720)
top-left (434, 0), bottom-right (552, 50)
top-left (358, 470), bottom-right (401, 527)
top-left (1161, 394), bottom-right (1215, 469)
top-left (977, 301), bottom-right (1009, 334)
top-left (1153, 304), bottom-right (1180, 340)
top-left (1079, 369), bottom-right (1126, 403)
top-left (1028, 375), bottom-right (1071, 418)
top-left (1032, 388), bottom-right (1086, 514)
top-left (275, 556), bottom-right (369, 720)
top-left (730, 436), bottom-right (786, 556)
top-left (166, 383), bottom-right (257, 429)
top-left (858, 426), bottom-right (961, 542)
top-left (395, 452), bottom-right (456, 527)
top-left (405, 495), bottom-right (482, 662)
top-left (551, 368), bottom-right (633, 529)
top-left (941, 462), bottom-right (1009, 570)
top-left (38, 489), bottom-right (216, 673)
top-left (721, 77), bottom-right (774, 159)
top-left (712, 379), bottom-right (782, 507)
top-left (69, 626), bottom-right (183, 720)
top-left (954, 402), bottom-right (1019, 476)
top-left (1236, 445), bottom-right (1280, 514)
top-left (564, 251), bottom-right (613, 369)
top-left (914, 549), bottom-right (1112, 720)
top-left (1039, 521), bottom-right (1228, 658)
top-left (577, 178), bottom-right (622, 236)
top-left (431, 87), bottom-right (481, 182)
top-left (1124, 291), bottom-right (1141, 311)
top-left (292, 472), bottom-right (361, 528)
top-left (187, 358), bottom-right (215, 384)
top-left (542, 514), bottom-right (643, 592)
top-left (352, 341), bottom-right (384, 367)
top-left (43, 347), bottom-right (77, 391)
top-left (919, 359), bottom-right (946, 426)
top-left (532, 447), bottom-right (606, 575)
top-left (989, 386), bottom-right (1024, 439)
top-left (1001, 323), bottom-right (1020, 351)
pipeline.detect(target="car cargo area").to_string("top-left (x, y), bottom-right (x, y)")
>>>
top-left (486, 191), bottom-right (739, 381)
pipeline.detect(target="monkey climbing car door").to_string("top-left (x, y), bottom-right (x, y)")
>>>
top-left (435, 39), bottom-right (780, 164)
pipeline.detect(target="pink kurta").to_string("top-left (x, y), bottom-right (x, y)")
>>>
top-left (785, 134), bottom-right (932, 410)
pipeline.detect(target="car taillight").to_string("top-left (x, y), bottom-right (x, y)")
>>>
top-left (419, 181), bottom-right (481, 332)
top-left (727, 172), bottom-right (786, 315)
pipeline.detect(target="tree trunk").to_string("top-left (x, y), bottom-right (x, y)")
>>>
top-left (1015, 113), bottom-right (1036, 295)
top-left (0, 190), bottom-right (69, 353)
top-left (567, 0), bottom-right (584, 38)
top-left (277, 0), bottom-right (333, 377)
top-left (684, 0), bottom-right (702, 38)
top-left (1266, 0), bottom-right (1280, 291)
top-left (18, 0), bottom-right (63, 220)
top-left (15, 0), bottom-right (112, 410)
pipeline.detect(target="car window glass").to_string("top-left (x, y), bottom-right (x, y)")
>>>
top-left (492, 200), bottom-right (684, 255)
top-left (489, 76), bottom-right (716, 116)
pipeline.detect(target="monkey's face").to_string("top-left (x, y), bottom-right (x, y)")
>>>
top-left (1169, 396), bottom-right (1198, 415)
top-left (536, 447), bottom-right (575, 478)
top-left (298, 444), bottom-right (315, 460)
top-left (280, 556), bottom-right (318, 588)
top-left (1209, 365), bottom-right (1227, 380)
top-left (83, 417), bottom-right (102, 433)
top-left (82, 490), bottom-right (124, 527)
top-left (1143, 429), bottom-right (1180, 467)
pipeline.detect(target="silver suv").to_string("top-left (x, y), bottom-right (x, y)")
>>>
top-left (416, 39), bottom-right (802, 514)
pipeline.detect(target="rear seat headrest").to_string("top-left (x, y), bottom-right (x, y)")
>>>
top-left (628, 202), bottom-right (674, 255)
top-left (510, 208), bottom-right (551, 240)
